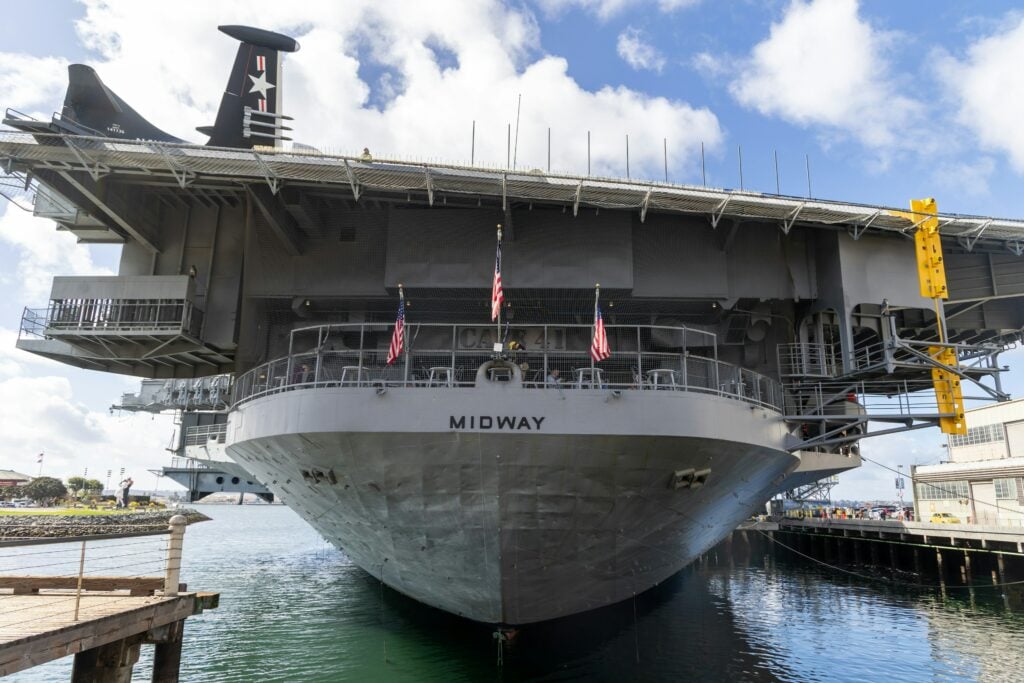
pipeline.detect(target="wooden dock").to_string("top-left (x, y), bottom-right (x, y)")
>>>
top-left (726, 516), bottom-right (1024, 607)
top-left (0, 514), bottom-right (218, 681)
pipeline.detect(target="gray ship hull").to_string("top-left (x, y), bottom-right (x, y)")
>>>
top-left (227, 384), bottom-right (796, 623)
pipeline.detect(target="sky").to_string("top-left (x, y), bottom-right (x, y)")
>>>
top-left (2, 0), bottom-right (1024, 498)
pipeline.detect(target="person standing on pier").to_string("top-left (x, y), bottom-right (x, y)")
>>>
top-left (118, 476), bottom-right (133, 508)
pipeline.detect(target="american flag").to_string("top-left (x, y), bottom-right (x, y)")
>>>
top-left (491, 240), bottom-right (504, 321)
top-left (37, 453), bottom-right (43, 464)
top-left (386, 296), bottom-right (405, 365)
top-left (590, 305), bottom-right (611, 361)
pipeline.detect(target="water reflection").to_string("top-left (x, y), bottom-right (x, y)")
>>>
top-left (6, 507), bottom-right (1024, 682)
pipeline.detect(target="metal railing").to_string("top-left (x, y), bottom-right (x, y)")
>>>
top-left (780, 337), bottom-right (1003, 382)
top-left (782, 378), bottom-right (957, 419)
top-left (777, 342), bottom-right (838, 378)
top-left (232, 323), bottom-right (784, 412)
top-left (19, 299), bottom-right (203, 340)
top-left (0, 515), bottom-right (188, 625)
top-left (169, 457), bottom-right (211, 470)
top-left (183, 424), bottom-right (227, 447)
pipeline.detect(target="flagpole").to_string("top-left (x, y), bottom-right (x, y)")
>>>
top-left (496, 224), bottom-right (503, 352)
top-left (592, 283), bottom-right (600, 370)
top-left (399, 284), bottom-right (410, 385)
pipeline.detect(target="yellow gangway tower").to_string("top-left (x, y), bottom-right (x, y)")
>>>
top-left (907, 198), bottom-right (966, 435)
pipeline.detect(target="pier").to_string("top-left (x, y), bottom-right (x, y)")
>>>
top-left (0, 514), bottom-right (218, 681)
top-left (728, 517), bottom-right (1024, 607)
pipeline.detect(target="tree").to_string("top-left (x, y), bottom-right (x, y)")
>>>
top-left (84, 479), bottom-right (104, 494)
top-left (0, 485), bottom-right (20, 501)
top-left (67, 476), bottom-right (86, 493)
top-left (23, 477), bottom-right (67, 506)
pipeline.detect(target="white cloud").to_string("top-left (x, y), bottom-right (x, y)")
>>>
top-left (617, 27), bottom-right (666, 72)
top-left (535, 0), bottom-right (699, 21)
top-left (51, 0), bottom-right (722, 178)
top-left (0, 324), bottom-right (174, 486)
top-left (656, 0), bottom-right (699, 10)
top-left (691, 52), bottom-right (724, 78)
top-left (0, 54), bottom-right (69, 120)
top-left (931, 157), bottom-right (995, 198)
top-left (0, 206), bottom-right (113, 303)
top-left (727, 0), bottom-right (920, 153)
top-left (0, 371), bottom-right (173, 487)
top-left (0, 327), bottom-right (64, 379)
top-left (935, 16), bottom-right (1024, 173)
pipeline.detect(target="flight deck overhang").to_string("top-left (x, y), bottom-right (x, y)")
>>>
top-left (16, 275), bottom-right (233, 378)
top-left (3, 131), bottom-right (1024, 253)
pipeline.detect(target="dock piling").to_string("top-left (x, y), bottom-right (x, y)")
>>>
top-left (151, 619), bottom-right (186, 683)
top-left (71, 636), bottom-right (142, 683)
top-left (164, 515), bottom-right (186, 598)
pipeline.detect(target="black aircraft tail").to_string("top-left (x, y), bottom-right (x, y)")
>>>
top-left (202, 25), bottom-right (300, 149)
top-left (28, 64), bottom-right (186, 143)
top-left (3, 24), bottom-right (299, 149)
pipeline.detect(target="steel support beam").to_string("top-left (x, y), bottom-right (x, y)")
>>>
top-left (640, 187), bottom-right (652, 223)
top-left (850, 209), bottom-right (882, 240)
top-left (247, 185), bottom-right (304, 256)
top-left (251, 153), bottom-right (280, 195)
top-left (56, 171), bottom-right (158, 253)
top-left (342, 160), bottom-right (361, 201)
top-left (782, 203), bottom-right (805, 235)
top-left (63, 138), bottom-right (110, 181)
top-left (710, 196), bottom-right (732, 229)
top-left (153, 144), bottom-right (196, 190)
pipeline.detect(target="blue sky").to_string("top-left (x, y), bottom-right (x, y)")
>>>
top-left (2, 0), bottom-right (1024, 499)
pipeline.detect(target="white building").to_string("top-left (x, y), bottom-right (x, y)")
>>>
top-left (913, 399), bottom-right (1024, 525)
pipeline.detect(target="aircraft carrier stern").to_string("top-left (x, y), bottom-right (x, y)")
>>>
top-left (226, 323), bottom-right (796, 623)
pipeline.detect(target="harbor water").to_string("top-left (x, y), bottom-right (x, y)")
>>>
top-left (8, 505), bottom-right (1024, 682)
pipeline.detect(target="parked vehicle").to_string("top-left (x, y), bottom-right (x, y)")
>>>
top-left (929, 512), bottom-right (961, 524)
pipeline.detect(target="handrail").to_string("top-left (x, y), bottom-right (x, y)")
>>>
top-left (232, 322), bottom-right (784, 412)
top-left (19, 299), bottom-right (203, 339)
top-left (183, 424), bottom-right (227, 446)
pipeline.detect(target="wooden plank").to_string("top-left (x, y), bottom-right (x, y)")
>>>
top-left (0, 576), bottom-right (164, 593)
top-left (0, 593), bottom-right (217, 677)
top-left (192, 592), bottom-right (219, 613)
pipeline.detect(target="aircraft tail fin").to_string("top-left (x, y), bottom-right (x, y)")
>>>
top-left (203, 25), bottom-right (300, 149)
top-left (57, 64), bottom-right (184, 142)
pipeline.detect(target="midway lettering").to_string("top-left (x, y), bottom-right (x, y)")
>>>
top-left (448, 415), bottom-right (547, 431)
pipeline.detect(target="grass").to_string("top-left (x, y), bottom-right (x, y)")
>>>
top-left (0, 508), bottom-right (139, 517)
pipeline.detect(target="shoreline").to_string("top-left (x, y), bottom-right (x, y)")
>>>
top-left (0, 509), bottom-right (210, 539)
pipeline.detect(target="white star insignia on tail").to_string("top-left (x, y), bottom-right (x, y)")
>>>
top-left (248, 72), bottom-right (275, 98)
